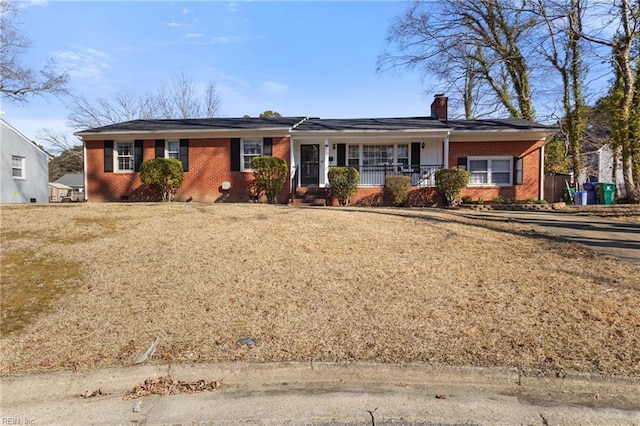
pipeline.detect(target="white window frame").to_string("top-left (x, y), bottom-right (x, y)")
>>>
top-left (467, 156), bottom-right (512, 186)
top-left (166, 140), bottom-right (180, 160)
top-left (241, 139), bottom-right (263, 172)
top-left (347, 144), bottom-right (360, 167)
top-left (115, 142), bottom-right (134, 172)
top-left (12, 156), bottom-right (25, 179)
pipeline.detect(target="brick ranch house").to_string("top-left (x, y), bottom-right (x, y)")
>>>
top-left (77, 96), bottom-right (555, 205)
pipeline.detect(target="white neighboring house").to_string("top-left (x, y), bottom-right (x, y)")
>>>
top-left (598, 144), bottom-right (627, 198)
top-left (0, 119), bottom-right (51, 203)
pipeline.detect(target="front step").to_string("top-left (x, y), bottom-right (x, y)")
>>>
top-left (292, 188), bottom-right (327, 207)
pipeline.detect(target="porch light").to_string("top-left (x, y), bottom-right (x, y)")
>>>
top-left (421, 142), bottom-right (425, 149)
top-left (332, 144), bottom-right (336, 150)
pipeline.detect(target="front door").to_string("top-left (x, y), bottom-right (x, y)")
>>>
top-left (300, 144), bottom-right (320, 186)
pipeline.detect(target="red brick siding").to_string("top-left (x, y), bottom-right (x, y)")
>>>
top-left (85, 137), bottom-right (291, 203)
top-left (449, 140), bottom-right (543, 201)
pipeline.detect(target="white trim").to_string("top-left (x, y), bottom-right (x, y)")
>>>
top-left (539, 145), bottom-right (545, 200)
top-left (467, 156), bottom-right (513, 186)
top-left (443, 132), bottom-right (450, 168)
top-left (83, 141), bottom-right (88, 201)
top-left (166, 140), bottom-right (180, 160)
top-left (115, 141), bottom-right (135, 173)
top-left (11, 155), bottom-right (25, 179)
top-left (240, 138), bottom-right (263, 172)
top-left (323, 138), bottom-right (330, 187)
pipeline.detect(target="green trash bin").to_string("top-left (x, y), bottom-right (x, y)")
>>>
top-left (563, 187), bottom-right (576, 204)
top-left (595, 183), bottom-right (616, 205)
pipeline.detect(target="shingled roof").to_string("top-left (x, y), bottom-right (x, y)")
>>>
top-left (291, 117), bottom-right (450, 132)
top-left (75, 116), bottom-right (555, 136)
top-left (76, 117), bottom-right (307, 134)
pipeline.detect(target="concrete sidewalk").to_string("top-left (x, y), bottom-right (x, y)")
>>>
top-left (1, 362), bottom-right (639, 425)
top-left (457, 210), bottom-right (640, 265)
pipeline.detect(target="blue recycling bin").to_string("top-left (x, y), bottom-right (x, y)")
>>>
top-left (583, 182), bottom-right (597, 204)
top-left (574, 191), bottom-right (587, 205)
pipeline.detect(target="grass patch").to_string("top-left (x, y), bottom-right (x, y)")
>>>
top-left (0, 203), bottom-right (638, 377)
top-left (0, 249), bottom-right (83, 336)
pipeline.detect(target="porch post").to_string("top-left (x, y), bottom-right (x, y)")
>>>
top-left (323, 138), bottom-right (330, 187)
top-left (290, 136), bottom-right (296, 200)
top-left (539, 144), bottom-right (545, 201)
top-left (443, 132), bottom-right (450, 168)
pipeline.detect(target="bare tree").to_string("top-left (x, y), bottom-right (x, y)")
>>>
top-left (36, 128), bottom-right (83, 180)
top-left (577, 0), bottom-right (640, 202)
top-left (534, 0), bottom-right (587, 185)
top-left (0, 0), bottom-right (68, 103)
top-left (67, 73), bottom-right (222, 130)
top-left (378, 0), bottom-right (538, 120)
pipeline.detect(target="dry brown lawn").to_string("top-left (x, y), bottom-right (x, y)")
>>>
top-left (1, 203), bottom-right (639, 377)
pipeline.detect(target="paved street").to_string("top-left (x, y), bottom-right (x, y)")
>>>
top-left (1, 362), bottom-right (639, 425)
top-left (458, 210), bottom-right (640, 265)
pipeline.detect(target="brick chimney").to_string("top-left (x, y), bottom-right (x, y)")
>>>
top-left (430, 94), bottom-right (448, 122)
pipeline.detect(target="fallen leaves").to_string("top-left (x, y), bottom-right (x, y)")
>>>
top-left (123, 376), bottom-right (223, 401)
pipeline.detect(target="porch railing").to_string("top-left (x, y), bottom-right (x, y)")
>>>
top-left (329, 164), bottom-right (444, 187)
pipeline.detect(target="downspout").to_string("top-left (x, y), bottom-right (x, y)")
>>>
top-left (83, 139), bottom-right (88, 202)
top-left (539, 143), bottom-right (545, 201)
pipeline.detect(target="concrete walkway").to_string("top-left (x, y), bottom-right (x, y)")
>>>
top-left (457, 210), bottom-right (640, 265)
top-left (1, 362), bottom-right (639, 425)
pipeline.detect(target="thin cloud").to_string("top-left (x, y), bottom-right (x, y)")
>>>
top-left (184, 33), bottom-right (204, 39)
top-left (228, 2), bottom-right (238, 13)
top-left (165, 22), bottom-right (181, 28)
top-left (182, 7), bottom-right (191, 15)
top-left (18, 0), bottom-right (48, 8)
top-left (261, 81), bottom-right (288, 96)
top-left (55, 46), bottom-right (111, 80)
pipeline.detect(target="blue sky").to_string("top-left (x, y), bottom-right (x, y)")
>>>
top-left (4, 0), bottom-right (436, 149)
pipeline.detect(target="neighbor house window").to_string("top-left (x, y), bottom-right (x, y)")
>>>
top-left (167, 141), bottom-right (179, 159)
top-left (468, 157), bottom-right (512, 185)
top-left (12, 156), bottom-right (25, 179)
top-left (241, 139), bottom-right (262, 171)
top-left (116, 142), bottom-right (134, 172)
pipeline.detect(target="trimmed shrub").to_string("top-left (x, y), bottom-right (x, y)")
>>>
top-left (328, 167), bottom-right (359, 206)
top-left (385, 175), bottom-right (412, 206)
top-left (140, 158), bottom-right (184, 202)
top-left (434, 168), bottom-right (470, 207)
top-left (251, 156), bottom-right (288, 204)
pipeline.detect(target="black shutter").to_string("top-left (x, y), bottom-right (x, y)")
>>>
top-left (263, 137), bottom-right (273, 156)
top-left (457, 157), bottom-right (467, 170)
top-left (155, 140), bottom-right (165, 158)
top-left (104, 140), bottom-right (113, 173)
top-left (179, 139), bottom-right (189, 172)
top-left (337, 143), bottom-right (346, 166)
top-left (411, 142), bottom-right (421, 166)
top-left (514, 157), bottom-right (523, 185)
top-left (231, 138), bottom-right (241, 171)
top-left (134, 140), bottom-right (143, 172)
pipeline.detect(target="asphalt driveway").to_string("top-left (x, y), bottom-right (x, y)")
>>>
top-left (457, 210), bottom-right (640, 265)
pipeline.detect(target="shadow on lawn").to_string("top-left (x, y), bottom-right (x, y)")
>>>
top-left (320, 206), bottom-right (640, 271)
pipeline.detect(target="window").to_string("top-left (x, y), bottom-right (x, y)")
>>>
top-left (348, 145), bottom-right (359, 167)
top-left (116, 142), bottom-right (134, 172)
top-left (468, 157), bottom-right (512, 185)
top-left (12, 156), bottom-right (25, 179)
top-left (167, 141), bottom-right (179, 159)
top-left (241, 139), bottom-right (262, 171)
top-left (362, 145), bottom-right (394, 166)
top-left (397, 144), bottom-right (409, 167)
